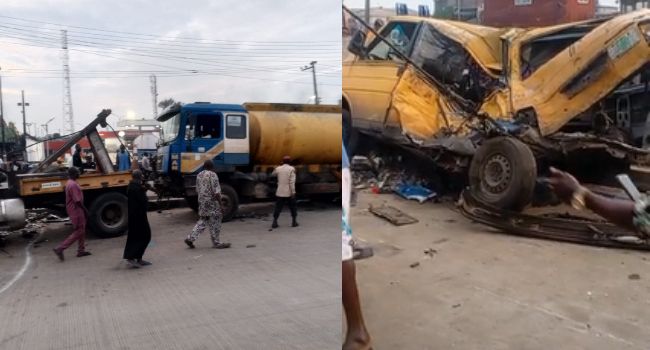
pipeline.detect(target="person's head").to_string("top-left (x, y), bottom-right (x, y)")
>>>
top-left (120, 145), bottom-right (126, 152)
top-left (68, 166), bottom-right (80, 180)
top-left (282, 155), bottom-right (291, 165)
top-left (203, 159), bottom-right (215, 171)
top-left (131, 169), bottom-right (143, 182)
top-left (75, 144), bottom-right (81, 152)
top-left (373, 19), bottom-right (384, 31)
top-left (143, 153), bottom-right (148, 158)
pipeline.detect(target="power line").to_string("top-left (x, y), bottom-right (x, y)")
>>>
top-left (0, 28), bottom-right (341, 60)
top-left (0, 40), bottom-right (341, 80)
top-left (0, 24), bottom-right (340, 52)
top-left (0, 14), bottom-right (340, 44)
top-left (0, 31), bottom-right (341, 73)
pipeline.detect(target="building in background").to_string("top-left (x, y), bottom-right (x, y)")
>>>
top-left (482, 0), bottom-right (596, 27)
top-left (596, 3), bottom-right (620, 17)
top-left (619, 0), bottom-right (650, 13)
top-left (116, 117), bottom-right (159, 150)
top-left (434, 0), bottom-right (481, 22)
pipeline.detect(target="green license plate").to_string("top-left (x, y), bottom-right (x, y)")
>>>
top-left (608, 29), bottom-right (640, 60)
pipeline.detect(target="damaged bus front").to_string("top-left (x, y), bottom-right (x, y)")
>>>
top-left (343, 8), bottom-right (650, 210)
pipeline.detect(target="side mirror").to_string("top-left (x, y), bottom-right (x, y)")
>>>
top-left (348, 30), bottom-right (367, 58)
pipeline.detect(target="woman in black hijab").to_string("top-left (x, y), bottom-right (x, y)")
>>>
top-left (123, 169), bottom-right (152, 268)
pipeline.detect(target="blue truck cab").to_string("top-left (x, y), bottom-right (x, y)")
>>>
top-left (156, 102), bottom-right (250, 175)
top-left (155, 102), bottom-right (252, 220)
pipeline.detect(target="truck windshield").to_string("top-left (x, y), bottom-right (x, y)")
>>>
top-left (160, 112), bottom-right (181, 144)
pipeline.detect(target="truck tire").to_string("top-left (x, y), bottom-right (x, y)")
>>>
top-left (88, 192), bottom-right (128, 238)
top-left (220, 184), bottom-right (239, 222)
top-left (468, 136), bottom-right (536, 211)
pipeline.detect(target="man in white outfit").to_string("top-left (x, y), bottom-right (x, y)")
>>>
top-left (271, 155), bottom-right (298, 229)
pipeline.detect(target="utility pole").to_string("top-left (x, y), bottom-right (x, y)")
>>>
top-left (43, 117), bottom-right (55, 157)
top-left (301, 61), bottom-right (320, 105)
top-left (457, 0), bottom-right (461, 20)
top-left (365, 0), bottom-right (370, 24)
top-left (17, 90), bottom-right (29, 160)
top-left (62, 30), bottom-right (75, 134)
top-left (150, 74), bottom-right (158, 119)
top-left (0, 66), bottom-right (5, 161)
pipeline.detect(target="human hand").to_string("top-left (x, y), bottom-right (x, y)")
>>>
top-left (547, 167), bottom-right (581, 203)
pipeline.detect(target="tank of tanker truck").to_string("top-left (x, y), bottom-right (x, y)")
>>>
top-left (244, 103), bottom-right (341, 165)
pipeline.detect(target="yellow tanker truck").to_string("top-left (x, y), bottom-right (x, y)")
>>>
top-left (155, 102), bottom-right (341, 221)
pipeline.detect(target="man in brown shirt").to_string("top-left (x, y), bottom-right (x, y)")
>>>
top-left (271, 155), bottom-right (298, 229)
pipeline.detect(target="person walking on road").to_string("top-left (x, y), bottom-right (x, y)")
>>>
top-left (123, 170), bottom-right (152, 268)
top-left (116, 144), bottom-right (131, 172)
top-left (271, 155), bottom-right (298, 229)
top-left (53, 167), bottom-right (91, 261)
top-left (342, 144), bottom-right (372, 350)
top-left (184, 160), bottom-right (231, 249)
top-left (72, 144), bottom-right (84, 173)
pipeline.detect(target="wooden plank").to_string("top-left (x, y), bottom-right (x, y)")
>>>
top-left (369, 205), bottom-right (418, 226)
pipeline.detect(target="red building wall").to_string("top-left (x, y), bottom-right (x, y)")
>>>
top-left (482, 0), bottom-right (596, 27)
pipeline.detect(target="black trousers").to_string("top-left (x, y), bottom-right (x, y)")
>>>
top-left (273, 197), bottom-right (297, 220)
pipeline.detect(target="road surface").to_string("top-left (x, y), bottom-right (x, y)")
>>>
top-left (0, 203), bottom-right (340, 350)
top-left (349, 191), bottom-right (650, 350)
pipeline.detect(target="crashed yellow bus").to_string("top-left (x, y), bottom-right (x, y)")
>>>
top-left (343, 9), bottom-right (650, 210)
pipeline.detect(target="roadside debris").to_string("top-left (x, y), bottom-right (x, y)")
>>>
top-left (394, 183), bottom-right (437, 203)
top-left (424, 248), bottom-right (437, 258)
top-left (459, 190), bottom-right (650, 251)
top-left (369, 205), bottom-right (419, 226)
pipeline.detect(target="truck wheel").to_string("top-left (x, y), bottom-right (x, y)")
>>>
top-left (88, 192), bottom-right (128, 238)
top-left (220, 184), bottom-right (239, 222)
top-left (186, 196), bottom-right (199, 212)
top-left (468, 136), bottom-right (536, 211)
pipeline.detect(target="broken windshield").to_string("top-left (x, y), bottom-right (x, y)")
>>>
top-left (520, 21), bottom-right (604, 79)
top-left (411, 23), bottom-right (497, 102)
top-left (367, 22), bottom-right (418, 61)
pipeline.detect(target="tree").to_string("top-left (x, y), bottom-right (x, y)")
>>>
top-left (6, 122), bottom-right (19, 142)
top-left (158, 98), bottom-right (176, 110)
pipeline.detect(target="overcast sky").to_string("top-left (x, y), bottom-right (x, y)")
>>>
top-left (0, 0), bottom-right (341, 136)
top-left (344, 0), bottom-right (618, 11)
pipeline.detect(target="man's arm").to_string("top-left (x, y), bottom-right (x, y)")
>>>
top-left (548, 167), bottom-right (636, 231)
top-left (290, 168), bottom-right (296, 197)
top-left (211, 174), bottom-right (223, 206)
top-left (584, 192), bottom-right (636, 231)
top-left (73, 186), bottom-right (89, 216)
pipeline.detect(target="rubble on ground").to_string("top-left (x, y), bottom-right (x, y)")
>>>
top-left (351, 154), bottom-right (440, 203)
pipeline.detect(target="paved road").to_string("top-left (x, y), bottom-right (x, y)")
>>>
top-left (0, 204), bottom-right (340, 350)
top-left (350, 191), bottom-right (650, 350)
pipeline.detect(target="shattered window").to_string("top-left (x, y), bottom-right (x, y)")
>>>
top-left (367, 22), bottom-right (418, 61)
top-left (521, 21), bottom-right (604, 79)
top-left (411, 23), bottom-right (497, 102)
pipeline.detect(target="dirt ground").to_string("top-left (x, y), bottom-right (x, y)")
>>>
top-left (0, 203), bottom-right (340, 350)
top-left (350, 191), bottom-right (650, 350)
